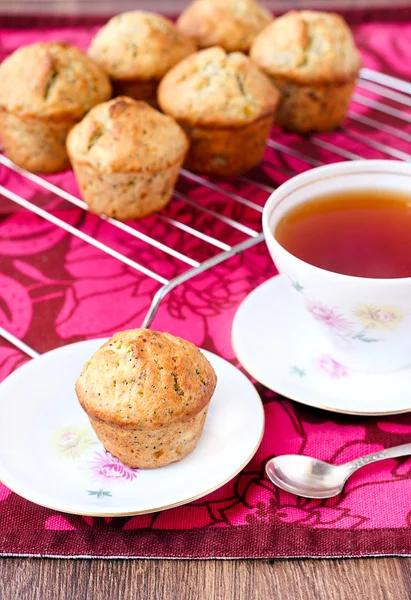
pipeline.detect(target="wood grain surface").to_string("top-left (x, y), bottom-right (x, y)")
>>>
top-left (1, 557), bottom-right (410, 599)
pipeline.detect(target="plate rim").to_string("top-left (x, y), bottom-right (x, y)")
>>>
top-left (0, 339), bottom-right (265, 517)
top-left (232, 275), bottom-right (411, 417)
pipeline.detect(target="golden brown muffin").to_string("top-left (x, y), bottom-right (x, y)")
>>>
top-left (66, 96), bottom-right (188, 220)
top-left (158, 46), bottom-right (279, 176)
top-left (75, 329), bottom-right (217, 469)
top-left (176, 0), bottom-right (272, 53)
top-left (0, 42), bottom-right (112, 173)
top-left (88, 11), bottom-right (196, 105)
top-left (250, 11), bottom-right (362, 133)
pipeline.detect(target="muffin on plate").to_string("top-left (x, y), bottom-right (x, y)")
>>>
top-left (0, 42), bottom-right (112, 173)
top-left (66, 96), bottom-right (188, 220)
top-left (158, 46), bottom-right (279, 176)
top-left (250, 10), bottom-right (362, 132)
top-left (75, 329), bottom-right (217, 469)
top-left (88, 11), bottom-right (196, 105)
top-left (176, 0), bottom-right (272, 53)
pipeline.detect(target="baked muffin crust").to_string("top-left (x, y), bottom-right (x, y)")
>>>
top-left (176, 0), bottom-right (272, 53)
top-left (0, 42), bottom-right (112, 119)
top-left (158, 46), bottom-right (279, 128)
top-left (67, 96), bottom-right (188, 174)
top-left (76, 329), bottom-right (216, 429)
top-left (250, 10), bottom-right (362, 86)
top-left (88, 11), bottom-right (196, 82)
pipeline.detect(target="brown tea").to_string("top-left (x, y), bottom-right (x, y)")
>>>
top-left (274, 188), bottom-right (411, 278)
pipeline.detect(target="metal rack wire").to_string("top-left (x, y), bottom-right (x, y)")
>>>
top-left (1, 66), bottom-right (410, 359)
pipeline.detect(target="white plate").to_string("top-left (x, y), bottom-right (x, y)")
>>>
top-left (0, 339), bottom-right (264, 516)
top-left (232, 275), bottom-right (411, 416)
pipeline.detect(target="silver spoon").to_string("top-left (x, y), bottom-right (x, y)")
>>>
top-left (266, 443), bottom-right (411, 499)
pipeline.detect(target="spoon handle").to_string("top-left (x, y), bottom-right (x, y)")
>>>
top-left (345, 442), bottom-right (411, 474)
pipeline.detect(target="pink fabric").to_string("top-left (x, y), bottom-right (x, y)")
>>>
top-left (0, 19), bottom-right (411, 558)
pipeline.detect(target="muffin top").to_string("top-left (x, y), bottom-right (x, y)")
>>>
top-left (88, 11), bottom-right (196, 81)
top-left (176, 0), bottom-right (272, 53)
top-left (67, 97), bottom-right (189, 173)
top-left (75, 329), bottom-right (217, 429)
top-left (0, 42), bottom-right (112, 119)
top-left (158, 46), bottom-right (279, 127)
top-left (250, 10), bottom-right (362, 85)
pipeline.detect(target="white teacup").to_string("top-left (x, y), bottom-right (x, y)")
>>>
top-left (262, 159), bottom-right (411, 373)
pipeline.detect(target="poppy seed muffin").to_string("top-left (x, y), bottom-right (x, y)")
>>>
top-left (66, 97), bottom-right (189, 220)
top-left (75, 329), bottom-right (217, 469)
top-left (176, 0), bottom-right (272, 53)
top-left (88, 11), bottom-right (196, 105)
top-left (158, 47), bottom-right (279, 176)
top-left (0, 42), bottom-right (112, 173)
top-left (250, 11), bottom-right (362, 133)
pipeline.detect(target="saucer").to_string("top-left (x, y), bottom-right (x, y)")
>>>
top-left (232, 275), bottom-right (411, 415)
top-left (0, 339), bottom-right (264, 516)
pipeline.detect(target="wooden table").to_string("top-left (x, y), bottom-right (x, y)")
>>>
top-left (1, 556), bottom-right (410, 598)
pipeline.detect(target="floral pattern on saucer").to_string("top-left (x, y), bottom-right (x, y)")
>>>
top-left (291, 355), bottom-right (348, 380)
top-left (316, 355), bottom-right (348, 379)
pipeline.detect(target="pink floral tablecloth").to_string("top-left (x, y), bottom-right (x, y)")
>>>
top-left (1, 12), bottom-right (411, 558)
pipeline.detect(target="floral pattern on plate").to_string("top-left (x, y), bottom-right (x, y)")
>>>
top-left (53, 426), bottom-right (97, 458)
top-left (53, 426), bottom-right (139, 499)
top-left (88, 450), bottom-right (139, 483)
top-left (87, 489), bottom-right (113, 499)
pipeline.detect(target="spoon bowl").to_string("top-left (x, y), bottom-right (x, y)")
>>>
top-left (266, 442), bottom-right (411, 499)
top-left (266, 455), bottom-right (349, 499)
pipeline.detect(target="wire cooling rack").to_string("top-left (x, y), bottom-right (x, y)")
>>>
top-left (1, 67), bottom-right (411, 359)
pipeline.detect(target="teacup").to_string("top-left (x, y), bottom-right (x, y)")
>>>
top-left (262, 159), bottom-right (411, 373)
